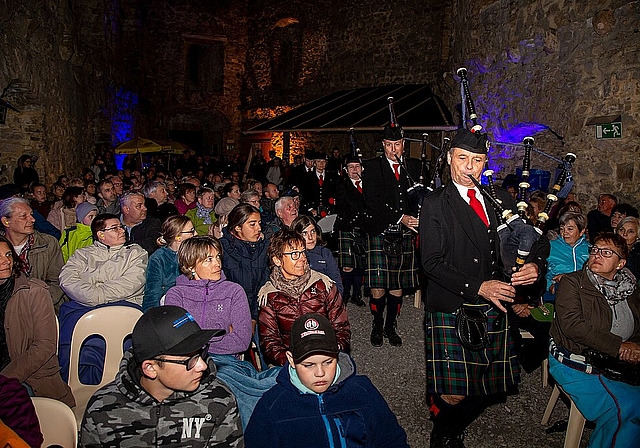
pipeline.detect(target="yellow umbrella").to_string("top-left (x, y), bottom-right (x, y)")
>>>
top-left (114, 137), bottom-right (163, 155)
top-left (157, 140), bottom-right (189, 155)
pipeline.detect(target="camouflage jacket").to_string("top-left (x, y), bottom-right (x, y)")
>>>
top-left (80, 350), bottom-right (244, 447)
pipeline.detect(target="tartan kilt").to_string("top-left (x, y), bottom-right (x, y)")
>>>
top-left (338, 230), bottom-right (367, 270)
top-left (426, 303), bottom-right (520, 396)
top-left (365, 231), bottom-right (418, 290)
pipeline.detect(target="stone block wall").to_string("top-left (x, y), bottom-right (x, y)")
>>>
top-left (448, 0), bottom-right (640, 206)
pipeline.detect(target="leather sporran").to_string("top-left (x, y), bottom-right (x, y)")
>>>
top-left (352, 230), bottom-right (368, 257)
top-left (383, 225), bottom-right (403, 257)
top-left (583, 348), bottom-right (640, 386)
top-left (455, 305), bottom-right (489, 351)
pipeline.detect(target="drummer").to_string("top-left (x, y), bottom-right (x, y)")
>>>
top-left (360, 123), bottom-right (422, 347)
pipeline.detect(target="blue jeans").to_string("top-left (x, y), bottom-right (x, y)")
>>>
top-left (212, 354), bottom-right (281, 430)
top-left (548, 355), bottom-right (640, 448)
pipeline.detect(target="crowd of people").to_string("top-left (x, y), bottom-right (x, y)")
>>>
top-left (0, 124), bottom-right (638, 447)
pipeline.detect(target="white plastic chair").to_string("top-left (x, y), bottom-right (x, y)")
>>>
top-left (541, 383), bottom-right (586, 448)
top-left (68, 306), bottom-right (142, 426)
top-left (31, 396), bottom-right (78, 448)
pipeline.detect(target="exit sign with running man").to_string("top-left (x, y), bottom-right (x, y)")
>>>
top-left (596, 122), bottom-right (622, 139)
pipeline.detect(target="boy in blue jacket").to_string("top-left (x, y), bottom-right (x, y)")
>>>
top-left (245, 313), bottom-right (408, 448)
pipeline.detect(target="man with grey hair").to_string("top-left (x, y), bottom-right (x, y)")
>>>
top-left (142, 180), bottom-right (178, 223)
top-left (120, 191), bottom-right (161, 255)
top-left (263, 196), bottom-right (298, 239)
top-left (0, 197), bottom-right (65, 313)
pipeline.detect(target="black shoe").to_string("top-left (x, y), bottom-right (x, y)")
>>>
top-left (384, 325), bottom-right (402, 347)
top-left (351, 294), bottom-right (366, 307)
top-left (370, 322), bottom-right (384, 347)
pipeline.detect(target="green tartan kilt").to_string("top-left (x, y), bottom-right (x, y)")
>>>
top-left (365, 232), bottom-right (418, 290)
top-left (338, 230), bottom-right (368, 270)
top-left (426, 304), bottom-right (520, 396)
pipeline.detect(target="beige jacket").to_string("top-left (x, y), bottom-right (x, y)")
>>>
top-left (1, 276), bottom-right (75, 407)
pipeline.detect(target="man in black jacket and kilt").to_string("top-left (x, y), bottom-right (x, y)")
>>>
top-left (419, 129), bottom-right (548, 447)
top-left (361, 124), bottom-right (422, 347)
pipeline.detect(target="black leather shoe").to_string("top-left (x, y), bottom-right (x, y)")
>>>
top-left (351, 294), bottom-right (366, 307)
top-left (370, 322), bottom-right (384, 347)
top-left (384, 325), bottom-right (402, 347)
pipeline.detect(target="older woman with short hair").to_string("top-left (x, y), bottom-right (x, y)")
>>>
top-left (185, 187), bottom-right (217, 235)
top-left (549, 232), bottom-right (640, 448)
top-left (258, 230), bottom-right (350, 366)
top-left (616, 216), bottom-right (640, 279)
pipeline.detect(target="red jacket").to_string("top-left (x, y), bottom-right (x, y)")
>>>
top-left (258, 272), bottom-right (350, 366)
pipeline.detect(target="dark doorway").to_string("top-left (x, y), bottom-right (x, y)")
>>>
top-left (168, 130), bottom-right (203, 154)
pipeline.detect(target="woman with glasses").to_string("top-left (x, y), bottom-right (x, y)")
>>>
top-left (616, 216), bottom-right (640, 280)
top-left (549, 232), bottom-right (640, 448)
top-left (258, 230), bottom-right (350, 366)
top-left (185, 187), bottom-right (218, 236)
top-left (142, 215), bottom-right (196, 311)
top-left (291, 215), bottom-right (343, 296)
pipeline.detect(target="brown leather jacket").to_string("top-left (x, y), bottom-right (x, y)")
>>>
top-left (1, 276), bottom-right (75, 407)
top-left (551, 267), bottom-right (640, 358)
top-left (258, 271), bottom-right (350, 366)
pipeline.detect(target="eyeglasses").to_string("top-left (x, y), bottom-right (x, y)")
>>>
top-left (151, 344), bottom-right (210, 371)
top-left (283, 250), bottom-right (306, 260)
top-left (588, 245), bottom-right (622, 259)
top-left (180, 228), bottom-right (196, 235)
top-left (101, 224), bottom-right (125, 233)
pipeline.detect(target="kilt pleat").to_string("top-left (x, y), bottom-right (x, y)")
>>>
top-left (338, 230), bottom-right (367, 270)
top-left (426, 304), bottom-right (520, 396)
top-left (365, 232), bottom-right (418, 290)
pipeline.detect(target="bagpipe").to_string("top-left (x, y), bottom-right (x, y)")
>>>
top-left (457, 66), bottom-right (579, 274)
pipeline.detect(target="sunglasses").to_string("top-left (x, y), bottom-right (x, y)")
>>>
top-left (151, 344), bottom-right (210, 370)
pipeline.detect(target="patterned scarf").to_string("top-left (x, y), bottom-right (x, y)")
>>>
top-left (17, 234), bottom-right (34, 276)
top-left (195, 202), bottom-right (215, 225)
top-left (586, 266), bottom-right (636, 308)
top-left (0, 277), bottom-right (16, 371)
top-left (269, 263), bottom-right (312, 299)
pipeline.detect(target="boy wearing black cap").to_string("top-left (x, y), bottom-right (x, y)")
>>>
top-left (80, 306), bottom-right (243, 447)
top-left (420, 128), bottom-right (548, 446)
top-left (245, 313), bottom-right (408, 448)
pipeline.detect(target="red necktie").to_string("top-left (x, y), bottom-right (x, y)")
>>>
top-left (318, 175), bottom-right (324, 187)
top-left (355, 180), bottom-right (362, 193)
top-left (467, 189), bottom-right (488, 227)
top-left (392, 163), bottom-right (400, 181)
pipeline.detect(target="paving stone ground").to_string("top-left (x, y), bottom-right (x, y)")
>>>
top-left (347, 298), bottom-right (591, 448)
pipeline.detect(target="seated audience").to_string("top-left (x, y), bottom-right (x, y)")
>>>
top-left (29, 183), bottom-right (52, 219)
top-left (245, 313), bottom-right (409, 448)
top-left (142, 215), bottom-right (195, 311)
top-left (291, 215), bottom-right (343, 296)
top-left (544, 212), bottom-right (589, 302)
top-left (0, 375), bottom-right (43, 448)
top-left (95, 179), bottom-right (120, 215)
top-left (59, 201), bottom-right (98, 262)
top-left (165, 236), bottom-right (252, 357)
top-left (47, 186), bottom-right (85, 232)
top-left (549, 233), bottom-right (640, 448)
top-left (120, 190), bottom-right (162, 255)
top-left (174, 182), bottom-right (198, 215)
top-left (13, 155), bottom-right (39, 193)
top-left (143, 180), bottom-right (178, 223)
top-left (186, 187), bottom-right (218, 236)
top-left (610, 202), bottom-right (639, 231)
top-left (0, 235), bottom-right (74, 407)
top-left (587, 193), bottom-right (617, 243)
top-left (263, 196), bottom-right (298, 239)
top-left (213, 197), bottom-right (239, 238)
top-left (80, 305), bottom-right (243, 447)
top-left (616, 216), bottom-right (640, 279)
top-left (60, 213), bottom-right (147, 306)
top-left (258, 230), bottom-right (349, 366)
top-left (0, 197), bottom-right (65, 313)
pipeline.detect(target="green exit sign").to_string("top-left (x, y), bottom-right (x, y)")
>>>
top-left (596, 122), bottom-right (622, 139)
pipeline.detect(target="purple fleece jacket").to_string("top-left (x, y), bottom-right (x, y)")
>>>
top-left (165, 272), bottom-right (252, 356)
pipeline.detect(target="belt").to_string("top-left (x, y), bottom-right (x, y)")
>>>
top-left (549, 337), bottom-right (597, 374)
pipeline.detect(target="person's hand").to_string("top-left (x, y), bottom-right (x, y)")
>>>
top-left (619, 341), bottom-right (640, 363)
top-left (512, 303), bottom-right (532, 318)
top-left (511, 263), bottom-right (539, 286)
top-left (400, 214), bottom-right (419, 233)
top-left (478, 280), bottom-right (515, 313)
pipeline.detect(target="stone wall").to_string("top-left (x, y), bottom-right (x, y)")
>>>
top-left (449, 0), bottom-right (640, 206)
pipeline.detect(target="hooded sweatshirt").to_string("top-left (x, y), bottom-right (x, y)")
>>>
top-left (165, 272), bottom-right (252, 356)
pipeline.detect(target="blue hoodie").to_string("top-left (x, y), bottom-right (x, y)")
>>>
top-left (245, 353), bottom-right (409, 448)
